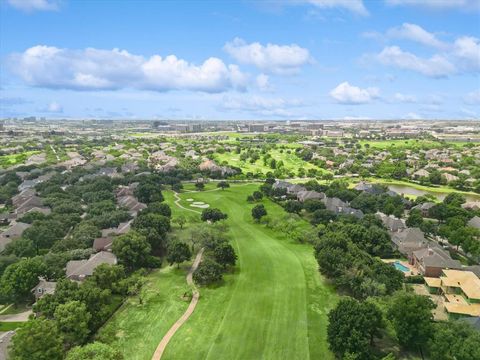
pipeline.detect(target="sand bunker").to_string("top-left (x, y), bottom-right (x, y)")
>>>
top-left (190, 201), bottom-right (209, 209)
top-left (186, 198), bottom-right (194, 202)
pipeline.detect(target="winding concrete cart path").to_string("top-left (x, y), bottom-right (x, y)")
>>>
top-left (151, 192), bottom-right (204, 360)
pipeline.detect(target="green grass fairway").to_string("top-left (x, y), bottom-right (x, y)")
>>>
top-left (163, 184), bottom-right (337, 360)
top-left (97, 265), bottom-right (192, 360)
top-left (214, 149), bottom-right (327, 176)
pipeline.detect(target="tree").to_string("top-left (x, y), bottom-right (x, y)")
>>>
top-left (428, 321), bottom-right (480, 360)
top-left (405, 209), bottom-right (423, 227)
top-left (173, 215), bottom-right (186, 229)
top-left (217, 181), bottom-right (230, 190)
top-left (311, 209), bottom-right (336, 225)
top-left (195, 182), bottom-right (205, 191)
top-left (388, 292), bottom-right (435, 354)
top-left (66, 342), bottom-right (123, 360)
top-left (23, 220), bottom-right (66, 254)
top-left (201, 208), bottom-right (228, 223)
top-left (443, 192), bottom-right (466, 207)
top-left (134, 182), bottom-right (163, 203)
top-left (112, 232), bottom-right (151, 270)
top-left (327, 297), bottom-right (383, 360)
top-left (141, 202), bottom-right (172, 218)
top-left (252, 191), bottom-right (263, 201)
top-left (284, 200), bottom-right (303, 214)
top-left (0, 257), bottom-right (47, 303)
top-left (54, 300), bottom-right (91, 347)
top-left (167, 242), bottom-right (192, 267)
top-left (193, 259), bottom-right (223, 285)
top-left (89, 264), bottom-right (126, 293)
top-left (213, 242), bottom-right (237, 268)
top-left (251, 204), bottom-right (267, 222)
top-left (10, 318), bottom-right (64, 360)
top-left (71, 222), bottom-right (101, 248)
top-left (132, 213), bottom-right (171, 237)
top-left (303, 199), bottom-right (325, 213)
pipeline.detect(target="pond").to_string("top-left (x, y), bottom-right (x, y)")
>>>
top-left (386, 184), bottom-right (480, 202)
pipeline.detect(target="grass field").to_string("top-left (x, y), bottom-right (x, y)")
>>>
top-left (359, 139), bottom-right (471, 150)
top-left (0, 151), bottom-right (40, 168)
top-left (0, 322), bottom-right (24, 331)
top-left (105, 183), bottom-right (337, 359)
top-left (214, 149), bottom-right (328, 176)
top-left (97, 265), bottom-right (191, 359)
top-left (162, 184), bottom-right (337, 360)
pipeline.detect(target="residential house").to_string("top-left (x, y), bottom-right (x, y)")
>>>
top-left (463, 202), bottom-right (480, 211)
top-left (411, 244), bottom-right (462, 277)
top-left (31, 278), bottom-right (57, 300)
top-left (442, 173), bottom-right (459, 183)
top-left (411, 202), bottom-right (436, 217)
top-left (376, 212), bottom-right (406, 232)
top-left (391, 227), bottom-right (427, 256)
top-left (412, 169), bottom-right (430, 179)
top-left (93, 237), bottom-right (113, 252)
top-left (66, 251), bottom-right (117, 281)
top-left (322, 197), bottom-right (364, 218)
top-left (296, 190), bottom-right (324, 202)
top-left (424, 270), bottom-right (480, 318)
top-left (467, 216), bottom-right (480, 230)
top-left (0, 222), bottom-right (31, 252)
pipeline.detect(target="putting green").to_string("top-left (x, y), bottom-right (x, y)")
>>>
top-left (163, 184), bottom-right (337, 360)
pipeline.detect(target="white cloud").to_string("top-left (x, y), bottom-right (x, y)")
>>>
top-left (46, 101), bottom-right (63, 113)
top-left (376, 46), bottom-right (456, 77)
top-left (453, 36), bottom-right (480, 71)
top-left (7, 0), bottom-right (58, 12)
top-left (394, 93), bottom-right (417, 103)
top-left (221, 95), bottom-right (304, 116)
top-left (386, 0), bottom-right (479, 11)
top-left (302, 0), bottom-right (369, 16)
top-left (10, 45), bottom-right (248, 93)
top-left (405, 112), bottom-right (422, 120)
top-left (224, 38), bottom-right (311, 74)
top-left (464, 90), bottom-right (480, 104)
top-left (387, 23), bottom-right (447, 49)
top-left (329, 81), bottom-right (379, 104)
top-left (256, 74), bottom-right (271, 91)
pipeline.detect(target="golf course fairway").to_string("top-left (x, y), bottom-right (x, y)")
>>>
top-left (162, 184), bottom-right (338, 360)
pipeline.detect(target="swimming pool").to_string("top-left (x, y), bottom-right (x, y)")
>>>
top-left (393, 261), bottom-right (410, 273)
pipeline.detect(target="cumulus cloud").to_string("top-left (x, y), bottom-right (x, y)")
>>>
top-left (453, 36), bottom-right (480, 71)
top-left (386, 0), bottom-right (479, 11)
top-left (221, 95), bottom-right (304, 116)
top-left (329, 82), bottom-right (379, 104)
top-left (464, 90), bottom-right (480, 104)
top-left (376, 46), bottom-right (456, 77)
top-left (9, 45), bottom-right (248, 93)
top-left (394, 93), bottom-right (417, 103)
top-left (224, 38), bottom-right (311, 74)
top-left (7, 0), bottom-right (59, 12)
top-left (301, 0), bottom-right (369, 16)
top-left (405, 112), bottom-right (422, 120)
top-left (45, 101), bottom-right (63, 113)
top-left (256, 74), bottom-right (271, 91)
top-left (387, 23), bottom-right (447, 49)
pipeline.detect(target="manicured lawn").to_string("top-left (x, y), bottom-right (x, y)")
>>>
top-left (0, 322), bottom-right (24, 331)
top-left (214, 149), bottom-right (328, 176)
top-left (97, 266), bottom-right (192, 360)
top-left (162, 184), bottom-right (338, 360)
top-left (0, 151), bottom-right (40, 168)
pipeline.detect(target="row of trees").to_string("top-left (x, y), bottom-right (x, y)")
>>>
top-left (11, 264), bottom-right (139, 359)
top-left (328, 292), bottom-right (480, 360)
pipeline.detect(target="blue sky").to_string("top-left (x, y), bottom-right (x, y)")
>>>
top-left (0, 0), bottom-right (479, 120)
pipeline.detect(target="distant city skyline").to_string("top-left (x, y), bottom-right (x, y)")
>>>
top-left (0, 0), bottom-right (479, 120)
